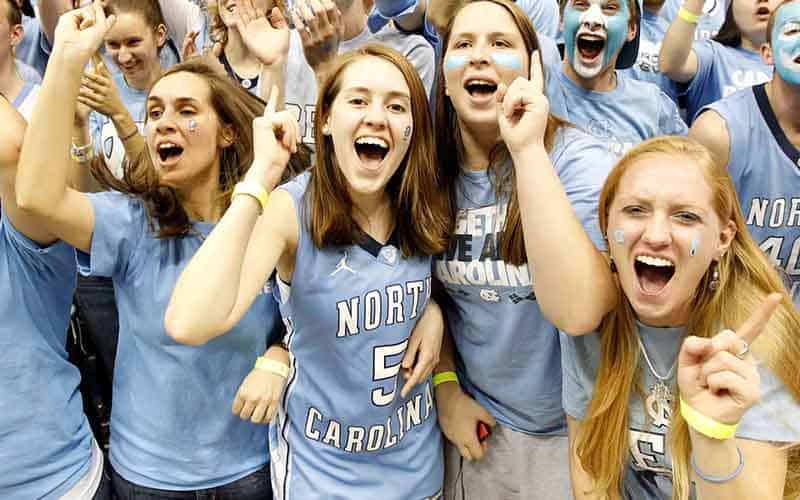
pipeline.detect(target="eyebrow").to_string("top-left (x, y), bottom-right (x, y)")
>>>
top-left (451, 31), bottom-right (518, 39)
top-left (343, 86), bottom-right (411, 100)
top-left (146, 96), bottom-right (202, 106)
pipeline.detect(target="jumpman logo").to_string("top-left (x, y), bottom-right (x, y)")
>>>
top-left (331, 251), bottom-right (357, 276)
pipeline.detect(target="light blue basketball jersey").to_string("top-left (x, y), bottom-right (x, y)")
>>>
top-left (561, 321), bottom-right (800, 499)
top-left (270, 172), bottom-right (443, 500)
top-left (705, 84), bottom-right (800, 304)
top-left (89, 72), bottom-right (147, 180)
top-left (16, 14), bottom-right (51, 79)
top-left (547, 68), bottom-right (688, 157)
top-left (623, 10), bottom-right (680, 104)
top-left (682, 39), bottom-right (772, 122)
top-left (77, 192), bottom-right (281, 490)
top-left (0, 213), bottom-right (93, 500)
top-left (434, 127), bottom-right (614, 435)
top-left (661, 0), bottom-right (727, 39)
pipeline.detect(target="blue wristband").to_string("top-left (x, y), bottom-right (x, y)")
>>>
top-left (691, 446), bottom-right (744, 483)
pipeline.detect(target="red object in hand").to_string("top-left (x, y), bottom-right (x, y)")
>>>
top-left (477, 421), bottom-right (491, 443)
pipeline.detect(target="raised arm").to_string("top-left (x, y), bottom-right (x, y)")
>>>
top-left (372, 0), bottom-right (427, 32)
top-left (15, 1), bottom-right (114, 253)
top-left (659, 0), bottom-right (701, 83)
top-left (165, 89), bottom-right (300, 345)
top-left (0, 95), bottom-right (61, 245)
top-left (499, 51), bottom-right (616, 334)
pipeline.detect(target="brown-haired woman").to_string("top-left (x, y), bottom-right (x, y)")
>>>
top-left (430, 0), bottom-right (617, 498)
top-left (16, 2), bottom-right (288, 498)
top-left (166, 43), bottom-right (451, 499)
top-left (563, 136), bottom-right (800, 499)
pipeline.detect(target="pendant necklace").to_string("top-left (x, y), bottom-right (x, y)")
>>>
top-left (637, 335), bottom-right (676, 428)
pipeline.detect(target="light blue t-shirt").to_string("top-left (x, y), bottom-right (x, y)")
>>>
top-left (682, 39), bottom-right (772, 122)
top-left (90, 72), bottom-right (147, 180)
top-left (270, 172), bottom-right (443, 500)
top-left (433, 127), bottom-right (614, 435)
top-left (661, 0), bottom-right (727, 40)
top-left (562, 321), bottom-right (800, 499)
top-left (16, 14), bottom-right (51, 79)
top-left (0, 213), bottom-right (93, 499)
top-left (548, 68), bottom-right (688, 157)
top-left (706, 84), bottom-right (800, 304)
top-left (623, 9), bottom-right (680, 104)
top-left (77, 192), bottom-right (282, 490)
top-left (16, 60), bottom-right (42, 84)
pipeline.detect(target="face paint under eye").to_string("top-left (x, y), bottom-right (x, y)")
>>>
top-left (690, 234), bottom-right (700, 257)
top-left (444, 54), bottom-right (469, 72)
top-left (613, 228), bottom-right (625, 244)
top-left (772, 6), bottom-right (800, 86)
top-left (188, 119), bottom-right (198, 132)
top-left (403, 125), bottom-right (412, 141)
top-left (490, 52), bottom-right (524, 72)
top-left (563, 0), bottom-right (630, 78)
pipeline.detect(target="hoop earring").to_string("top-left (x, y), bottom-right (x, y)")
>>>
top-left (709, 261), bottom-right (720, 291)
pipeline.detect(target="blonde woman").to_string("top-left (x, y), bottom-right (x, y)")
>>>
top-left (562, 136), bottom-right (800, 499)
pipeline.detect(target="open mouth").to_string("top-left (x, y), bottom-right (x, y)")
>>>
top-left (577, 34), bottom-right (606, 61)
top-left (464, 79), bottom-right (498, 99)
top-left (157, 142), bottom-right (184, 164)
top-left (794, 54), bottom-right (800, 64)
top-left (634, 255), bottom-right (675, 295)
top-left (354, 137), bottom-right (389, 169)
top-left (756, 6), bottom-right (770, 18)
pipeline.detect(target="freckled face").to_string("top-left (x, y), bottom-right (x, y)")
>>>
top-left (607, 155), bottom-right (734, 327)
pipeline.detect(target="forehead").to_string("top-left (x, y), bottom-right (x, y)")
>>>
top-left (451, 2), bottom-right (521, 37)
top-left (337, 57), bottom-right (410, 98)
top-left (106, 12), bottom-right (150, 39)
top-left (775, 2), bottom-right (800, 30)
top-left (571, 0), bottom-right (631, 11)
top-left (149, 72), bottom-right (212, 104)
top-left (615, 155), bottom-right (714, 207)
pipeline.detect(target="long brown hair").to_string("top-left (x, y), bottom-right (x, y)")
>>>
top-left (434, 0), bottom-right (570, 266)
top-left (307, 44), bottom-right (451, 257)
top-left (576, 136), bottom-right (800, 499)
top-left (91, 58), bottom-right (306, 238)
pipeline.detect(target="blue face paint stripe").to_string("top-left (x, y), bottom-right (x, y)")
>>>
top-left (444, 54), bottom-right (469, 72)
top-left (563, 0), bottom-right (631, 72)
top-left (490, 52), bottom-right (524, 72)
top-left (613, 229), bottom-right (625, 244)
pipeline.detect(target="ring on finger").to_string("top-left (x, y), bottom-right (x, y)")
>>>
top-left (736, 341), bottom-right (750, 360)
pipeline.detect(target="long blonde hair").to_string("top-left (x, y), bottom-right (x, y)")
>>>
top-left (576, 136), bottom-right (800, 499)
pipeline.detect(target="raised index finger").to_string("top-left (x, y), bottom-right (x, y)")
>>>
top-left (529, 50), bottom-right (544, 94)
top-left (736, 292), bottom-right (782, 345)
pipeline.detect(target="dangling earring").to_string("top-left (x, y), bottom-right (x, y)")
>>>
top-left (709, 261), bottom-right (720, 291)
top-left (609, 257), bottom-right (618, 273)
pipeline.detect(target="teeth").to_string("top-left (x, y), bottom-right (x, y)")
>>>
top-left (355, 137), bottom-right (388, 148)
top-left (158, 142), bottom-right (178, 150)
top-left (578, 34), bottom-right (606, 41)
top-left (466, 79), bottom-right (494, 86)
top-left (636, 255), bottom-right (674, 267)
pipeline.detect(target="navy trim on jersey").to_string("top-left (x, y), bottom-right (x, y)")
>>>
top-left (754, 83), bottom-right (800, 169)
top-left (358, 230), bottom-right (399, 257)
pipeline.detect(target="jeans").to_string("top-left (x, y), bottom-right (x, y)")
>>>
top-left (111, 465), bottom-right (272, 500)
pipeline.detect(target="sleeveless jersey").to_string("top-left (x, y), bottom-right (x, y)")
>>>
top-left (270, 172), bottom-right (443, 500)
top-left (705, 84), bottom-right (800, 304)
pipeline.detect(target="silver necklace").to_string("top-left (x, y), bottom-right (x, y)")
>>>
top-left (637, 336), bottom-right (676, 428)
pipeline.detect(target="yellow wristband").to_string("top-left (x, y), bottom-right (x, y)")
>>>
top-left (678, 6), bottom-right (700, 24)
top-left (233, 181), bottom-right (269, 214)
top-left (680, 398), bottom-right (738, 440)
top-left (254, 356), bottom-right (290, 378)
top-left (432, 371), bottom-right (459, 387)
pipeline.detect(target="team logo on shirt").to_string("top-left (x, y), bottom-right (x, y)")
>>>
top-left (380, 246), bottom-right (398, 266)
top-left (479, 289), bottom-right (500, 302)
top-left (331, 251), bottom-right (357, 276)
